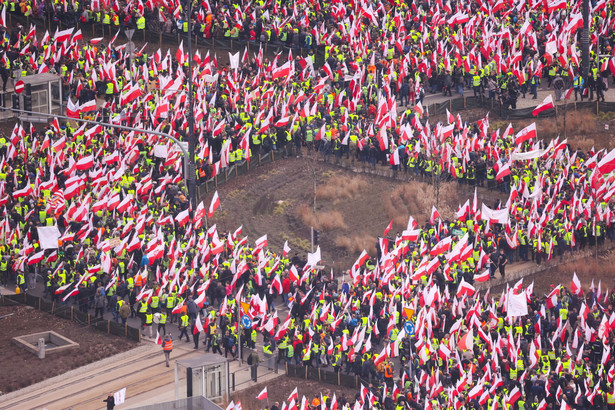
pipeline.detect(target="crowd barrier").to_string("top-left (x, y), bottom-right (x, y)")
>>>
top-left (200, 150), bottom-right (286, 195)
top-left (0, 292), bottom-right (142, 342)
top-left (11, 10), bottom-right (326, 61)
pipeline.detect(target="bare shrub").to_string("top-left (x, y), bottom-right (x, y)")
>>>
top-left (296, 204), bottom-right (348, 230)
top-left (297, 204), bottom-right (318, 227)
top-left (382, 181), bottom-right (457, 225)
top-left (318, 210), bottom-right (348, 230)
top-left (316, 176), bottom-right (368, 203)
top-left (335, 234), bottom-right (378, 254)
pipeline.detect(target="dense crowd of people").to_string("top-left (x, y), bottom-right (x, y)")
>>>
top-left (2, 0), bottom-right (615, 407)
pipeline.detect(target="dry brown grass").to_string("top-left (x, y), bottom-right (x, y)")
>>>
top-left (559, 251), bottom-right (615, 287)
top-left (296, 204), bottom-right (348, 230)
top-left (534, 110), bottom-right (598, 148)
top-left (335, 233), bottom-right (378, 254)
top-left (536, 106), bottom-right (598, 141)
top-left (316, 176), bottom-right (368, 204)
top-left (382, 181), bottom-right (457, 225)
top-left (566, 136), bottom-right (595, 153)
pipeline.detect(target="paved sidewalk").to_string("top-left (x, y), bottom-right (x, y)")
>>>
top-left (417, 83), bottom-right (613, 113)
top-left (0, 331), bottom-right (282, 410)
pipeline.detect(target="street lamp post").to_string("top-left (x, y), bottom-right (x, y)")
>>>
top-left (0, 107), bottom-right (195, 199)
top-left (186, 0), bottom-right (197, 210)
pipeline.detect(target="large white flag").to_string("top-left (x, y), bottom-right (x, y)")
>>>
top-left (507, 291), bottom-right (528, 318)
top-left (114, 387), bottom-right (127, 405)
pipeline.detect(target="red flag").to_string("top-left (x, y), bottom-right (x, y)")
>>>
top-left (456, 278), bottom-right (475, 297)
top-left (514, 123), bottom-right (537, 145)
top-left (75, 155), bottom-right (94, 170)
top-left (193, 313), bottom-right (204, 335)
top-left (496, 162), bottom-right (511, 180)
top-left (383, 219), bottom-right (393, 236)
top-left (255, 234), bottom-right (268, 249)
top-left (175, 208), bottom-right (190, 227)
top-left (256, 387), bottom-right (268, 400)
top-left (507, 387), bottom-right (522, 405)
top-left (532, 94), bottom-right (554, 116)
top-left (28, 250), bottom-right (45, 265)
top-left (66, 99), bottom-right (79, 118)
top-left (71, 28), bottom-right (83, 43)
top-left (571, 272), bottom-right (582, 295)
top-left (207, 191), bottom-right (220, 218)
top-left (458, 329), bottom-right (473, 351)
top-left (273, 61), bottom-right (292, 79)
top-left (429, 206), bottom-right (440, 225)
top-left (193, 201), bottom-right (206, 229)
top-left (54, 27), bottom-right (74, 43)
top-left (598, 148), bottom-right (615, 174)
top-left (473, 269), bottom-right (490, 282)
top-left (430, 236), bottom-right (452, 256)
top-left (79, 99), bottom-right (97, 112)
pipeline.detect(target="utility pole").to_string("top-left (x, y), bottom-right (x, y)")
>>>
top-left (186, 0), bottom-right (197, 209)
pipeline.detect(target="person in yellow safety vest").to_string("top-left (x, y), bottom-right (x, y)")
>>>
top-left (277, 339), bottom-right (288, 363)
top-left (286, 343), bottom-right (295, 364)
top-left (144, 308), bottom-right (154, 338)
top-left (137, 15), bottom-right (145, 30)
top-left (178, 311), bottom-right (190, 342)
top-left (248, 328), bottom-right (257, 349)
top-left (16, 271), bottom-right (26, 293)
top-left (105, 81), bottom-right (114, 102)
top-left (158, 311), bottom-right (167, 335)
top-left (138, 298), bottom-right (148, 324)
top-left (165, 294), bottom-right (176, 320)
top-left (0, 257), bottom-right (8, 286)
top-left (472, 73), bottom-right (482, 97)
top-left (150, 294), bottom-right (160, 313)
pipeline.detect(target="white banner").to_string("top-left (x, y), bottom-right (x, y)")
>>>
top-left (203, 73), bottom-right (219, 84)
top-left (511, 149), bottom-right (546, 161)
top-left (507, 292), bottom-right (528, 318)
top-left (153, 144), bottom-right (168, 159)
top-left (37, 226), bottom-right (60, 249)
top-left (307, 246), bottom-right (321, 268)
top-left (481, 204), bottom-right (509, 225)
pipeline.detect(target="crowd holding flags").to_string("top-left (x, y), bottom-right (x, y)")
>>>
top-left (2, 0), bottom-right (615, 406)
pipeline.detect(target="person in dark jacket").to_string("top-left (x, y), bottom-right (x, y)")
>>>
top-left (103, 393), bottom-right (115, 409)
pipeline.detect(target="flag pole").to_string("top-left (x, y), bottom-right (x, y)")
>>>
top-left (237, 293), bottom-right (242, 364)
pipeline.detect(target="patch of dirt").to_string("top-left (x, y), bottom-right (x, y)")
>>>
top-left (207, 156), bottom-right (502, 273)
top-left (0, 305), bottom-right (137, 394)
top-left (488, 245), bottom-right (615, 297)
top-left (229, 375), bottom-right (358, 410)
